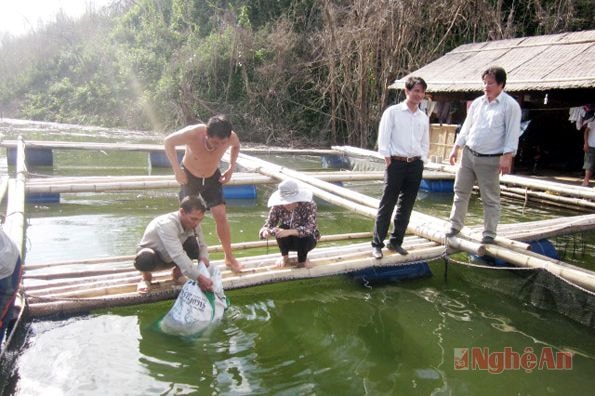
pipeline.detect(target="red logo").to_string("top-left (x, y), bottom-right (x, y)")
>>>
top-left (453, 347), bottom-right (572, 373)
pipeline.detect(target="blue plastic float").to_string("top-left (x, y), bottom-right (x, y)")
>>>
top-left (350, 261), bottom-right (432, 284)
top-left (419, 179), bottom-right (454, 193)
top-left (26, 184), bottom-right (257, 203)
top-left (472, 239), bottom-right (558, 266)
top-left (148, 150), bottom-right (184, 168)
top-left (320, 154), bottom-right (351, 169)
top-left (7, 147), bottom-right (54, 166)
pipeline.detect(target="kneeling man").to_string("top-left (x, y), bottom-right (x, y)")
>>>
top-left (134, 195), bottom-right (213, 294)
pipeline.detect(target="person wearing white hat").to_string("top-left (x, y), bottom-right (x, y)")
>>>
top-left (259, 179), bottom-right (320, 268)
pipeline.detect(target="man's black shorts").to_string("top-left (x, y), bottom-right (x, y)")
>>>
top-left (178, 167), bottom-right (225, 208)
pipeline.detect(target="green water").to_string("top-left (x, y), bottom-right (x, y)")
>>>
top-left (2, 120), bottom-right (595, 395)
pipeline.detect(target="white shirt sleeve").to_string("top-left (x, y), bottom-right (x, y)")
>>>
top-left (377, 108), bottom-right (393, 158)
top-left (455, 100), bottom-right (478, 148)
top-left (503, 97), bottom-right (522, 155)
top-left (421, 118), bottom-right (430, 163)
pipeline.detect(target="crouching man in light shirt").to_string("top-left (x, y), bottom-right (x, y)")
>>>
top-left (134, 195), bottom-right (213, 294)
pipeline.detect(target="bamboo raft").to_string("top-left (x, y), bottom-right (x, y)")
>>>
top-left (22, 214), bottom-right (595, 317)
top-left (2, 137), bottom-right (595, 320)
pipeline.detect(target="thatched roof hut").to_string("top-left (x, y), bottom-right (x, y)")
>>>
top-left (391, 30), bottom-right (595, 104)
top-left (390, 30), bottom-right (595, 174)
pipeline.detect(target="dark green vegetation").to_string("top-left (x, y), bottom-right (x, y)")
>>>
top-left (0, 0), bottom-right (593, 146)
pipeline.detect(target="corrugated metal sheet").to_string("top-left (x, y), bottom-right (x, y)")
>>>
top-left (390, 30), bottom-right (595, 92)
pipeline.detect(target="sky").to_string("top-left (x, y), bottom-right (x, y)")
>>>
top-left (0, 0), bottom-right (113, 37)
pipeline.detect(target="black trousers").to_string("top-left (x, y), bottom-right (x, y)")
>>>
top-left (276, 235), bottom-right (317, 263)
top-left (372, 159), bottom-right (423, 248)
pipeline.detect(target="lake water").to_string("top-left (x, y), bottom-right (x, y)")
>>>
top-left (1, 120), bottom-right (594, 395)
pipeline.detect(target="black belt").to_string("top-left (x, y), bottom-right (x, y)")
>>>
top-left (466, 146), bottom-right (502, 158)
top-left (391, 155), bottom-right (421, 163)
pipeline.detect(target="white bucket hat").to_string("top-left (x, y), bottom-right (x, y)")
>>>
top-left (267, 179), bottom-right (313, 207)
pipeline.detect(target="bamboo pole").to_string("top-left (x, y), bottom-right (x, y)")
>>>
top-left (24, 270), bottom-right (144, 291)
top-left (238, 153), bottom-right (380, 211)
top-left (24, 231), bottom-right (374, 270)
top-left (501, 174), bottom-right (595, 200)
top-left (499, 189), bottom-right (594, 213)
top-left (499, 185), bottom-right (595, 210)
top-left (0, 176), bottom-right (8, 204)
top-left (502, 191), bottom-right (590, 213)
top-left (25, 172), bottom-right (271, 185)
top-left (24, 172), bottom-right (391, 194)
top-left (1, 139), bottom-right (338, 155)
top-left (25, 255), bottom-right (136, 269)
top-left (3, 137), bottom-right (27, 252)
top-left (23, 267), bottom-right (135, 280)
top-left (497, 216), bottom-right (595, 242)
top-left (25, 175), bottom-right (273, 193)
top-left (493, 236), bottom-right (532, 251)
top-left (1, 140), bottom-right (173, 152)
top-left (27, 170), bottom-right (386, 186)
top-left (482, 244), bottom-right (595, 291)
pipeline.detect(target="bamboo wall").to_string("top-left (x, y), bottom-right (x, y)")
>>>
top-left (429, 124), bottom-right (458, 163)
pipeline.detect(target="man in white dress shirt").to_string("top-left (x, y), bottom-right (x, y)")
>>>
top-left (372, 76), bottom-right (430, 258)
top-left (446, 66), bottom-right (522, 244)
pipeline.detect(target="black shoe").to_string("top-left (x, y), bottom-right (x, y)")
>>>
top-left (372, 247), bottom-right (383, 259)
top-left (481, 236), bottom-right (495, 244)
top-left (445, 228), bottom-right (460, 238)
top-left (387, 242), bottom-right (408, 255)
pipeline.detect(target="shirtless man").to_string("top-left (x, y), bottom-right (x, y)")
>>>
top-left (164, 114), bottom-right (243, 272)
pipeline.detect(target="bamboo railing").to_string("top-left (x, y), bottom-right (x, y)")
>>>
top-left (333, 145), bottom-right (595, 206)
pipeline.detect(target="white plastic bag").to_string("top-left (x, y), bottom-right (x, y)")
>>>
top-left (160, 263), bottom-right (228, 336)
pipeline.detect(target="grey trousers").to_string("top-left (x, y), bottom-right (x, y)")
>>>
top-left (449, 146), bottom-right (501, 238)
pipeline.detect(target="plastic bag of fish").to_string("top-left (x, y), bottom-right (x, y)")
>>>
top-left (160, 263), bottom-right (227, 336)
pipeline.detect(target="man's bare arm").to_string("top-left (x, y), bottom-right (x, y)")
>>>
top-left (220, 132), bottom-right (241, 184)
top-left (164, 124), bottom-right (204, 183)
